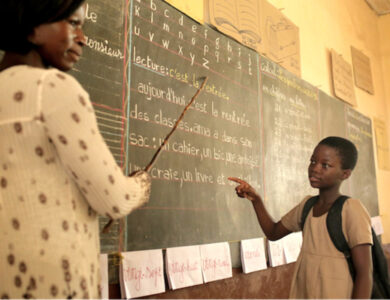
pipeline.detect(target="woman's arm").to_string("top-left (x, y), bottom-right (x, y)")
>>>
top-left (40, 70), bottom-right (151, 219)
top-left (351, 244), bottom-right (373, 299)
top-left (228, 177), bottom-right (291, 240)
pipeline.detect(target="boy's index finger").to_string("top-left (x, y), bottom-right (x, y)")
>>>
top-left (228, 177), bottom-right (244, 184)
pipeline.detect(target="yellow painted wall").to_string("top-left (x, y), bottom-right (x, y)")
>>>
top-left (182, 0), bottom-right (390, 242)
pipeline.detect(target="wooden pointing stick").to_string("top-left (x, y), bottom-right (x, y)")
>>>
top-left (102, 76), bottom-right (208, 234)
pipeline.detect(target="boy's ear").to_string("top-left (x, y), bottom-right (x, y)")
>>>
top-left (342, 169), bottom-right (352, 180)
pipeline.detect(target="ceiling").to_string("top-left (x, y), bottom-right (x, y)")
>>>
top-left (365, 0), bottom-right (390, 15)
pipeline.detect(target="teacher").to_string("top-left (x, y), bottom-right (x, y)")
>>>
top-left (0, 0), bottom-right (151, 298)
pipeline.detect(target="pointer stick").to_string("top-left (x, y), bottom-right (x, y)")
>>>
top-left (102, 76), bottom-right (208, 234)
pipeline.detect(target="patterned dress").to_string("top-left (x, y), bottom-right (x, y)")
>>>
top-left (281, 196), bottom-right (372, 298)
top-left (0, 65), bottom-right (151, 298)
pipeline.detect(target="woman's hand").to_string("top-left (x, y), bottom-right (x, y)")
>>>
top-left (228, 177), bottom-right (260, 202)
top-left (128, 170), bottom-right (151, 207)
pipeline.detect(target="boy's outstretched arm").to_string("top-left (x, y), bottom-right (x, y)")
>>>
top-left (228, 177), bottom-right (291, 241)
top-left (351, 244), bottom-right (373, 299)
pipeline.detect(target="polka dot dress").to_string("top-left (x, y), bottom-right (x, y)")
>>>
top-left (0, 66), bottom-right (151, 298)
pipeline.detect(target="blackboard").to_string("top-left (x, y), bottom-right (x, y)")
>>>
top-left (125, 0), bottom-right (263, 253)
top-left (318, 91), bottom-right (379, 216)
top-left (345, 107), bottom-right (379, 215)
top-left (66, 0), bottom-right (379, 259)
top-left (260, 56), bottom-right (319, 220)
top-left (318, 90), bottom-right (350, 196)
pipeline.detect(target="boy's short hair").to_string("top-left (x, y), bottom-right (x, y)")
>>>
top-left (0, 0), bottom-right (85, 54)
top-left (318, 136), bottom-right (358, 170)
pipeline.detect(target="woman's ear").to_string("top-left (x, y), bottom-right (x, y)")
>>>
top-left (27, 26), bottom-right (43, 46)
top-left (342, 169), bottom-right (352, 180)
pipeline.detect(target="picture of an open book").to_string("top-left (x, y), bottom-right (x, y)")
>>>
top-left (207, 0), bottom-right (264, 52)
top-left (206, 0), bottom-right (301, 76)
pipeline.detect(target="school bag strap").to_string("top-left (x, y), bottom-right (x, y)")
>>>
top-left (325, 195), bottom-right (356, 279)
top-left (300, 195), bottom-right (319, 230)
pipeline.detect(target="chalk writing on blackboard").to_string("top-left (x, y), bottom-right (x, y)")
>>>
top-left (346, 107), bottom-right (378, 216)
top-left (125, 0), bottom-right (263, 251)
top-left (260, 56), bottom-right (318, 220)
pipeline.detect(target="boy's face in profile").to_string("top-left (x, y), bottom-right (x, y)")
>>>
top-left (308, 144), bottom-right (351, 190)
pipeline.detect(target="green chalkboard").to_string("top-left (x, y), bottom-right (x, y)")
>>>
top-left (345, 107), bottom-right (379, 216)
top-left (260, 56), bottom-right (319, 220)
top-left (318, 90), bottom-right (350, 197)
top-left (319, 91), bottom-right (379, 216)
top-left (65, 0), bottom-right (379, 258)
top-left (125, 0), bottom-right (263, 253)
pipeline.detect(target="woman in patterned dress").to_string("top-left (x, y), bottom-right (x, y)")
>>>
top-left (0, 0), bottom-right (151, 298)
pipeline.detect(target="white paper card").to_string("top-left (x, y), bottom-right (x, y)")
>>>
top-left (267, 239), bottom-right (286, 267)
top-left (372, 216), bottom-right (384, 235)
top-left (283, 232), bottom-right (303, 263)
top-left (120, 249), bottom-right (165, 298)
top-left (99, 254), bottom-right (109, 299)
top-left (200, 242), bottom-right (232, 282)
top-left (165, 245), bottom-right (203, 290)
top-left (241, 238), bottom-right (267, 273)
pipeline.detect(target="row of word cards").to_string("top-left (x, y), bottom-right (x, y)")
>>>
top-left (99, 216), bottom-right (384, 298)
top-left (114, 235), bottom-right (304, 298)
top-left (119, 242), bottom-right (232, 298)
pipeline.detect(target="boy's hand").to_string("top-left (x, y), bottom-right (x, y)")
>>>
top-left (228, 177), bottom-right (259, 202)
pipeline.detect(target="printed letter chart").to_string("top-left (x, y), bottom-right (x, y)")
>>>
top-left (165, 245), bottom-right (203, 290)
top-left (241, 238), bottom-right (267, 273)
top-left (200, 242), bottom-right (232, 282)
top-left (267, 239), bottom-right (286, 267)
top-left (120, 249), bottom-right (165, 298)
top-left (282, 232), bottom-right (302, 263)
top-left (99, 254), bottom-right (109, 299)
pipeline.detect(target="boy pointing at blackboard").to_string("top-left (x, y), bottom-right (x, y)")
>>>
top-left (229, 136), bottom-right (373, 298)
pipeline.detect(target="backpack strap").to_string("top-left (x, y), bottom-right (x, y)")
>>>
top-left (300, 196), bottom-right (319, 230)
top-left (326, 195), bottom-right (356, 279)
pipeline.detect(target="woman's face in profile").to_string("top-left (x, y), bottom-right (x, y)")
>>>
top-left (29, 5), bottom-right (86, 71)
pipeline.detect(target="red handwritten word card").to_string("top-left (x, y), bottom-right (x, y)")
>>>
top-left (199, 242), bottom-right (232, 283)
top-left (120, 249), bottom-right (165, 298)
top-left (241, 238), bottom-right (267, 274)
top-left (166, 245), bottom-right (203, 290)
top-left (282, 232), bottom-right (302, 263)
top-left (267, 239), bottom-right (286, 267)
